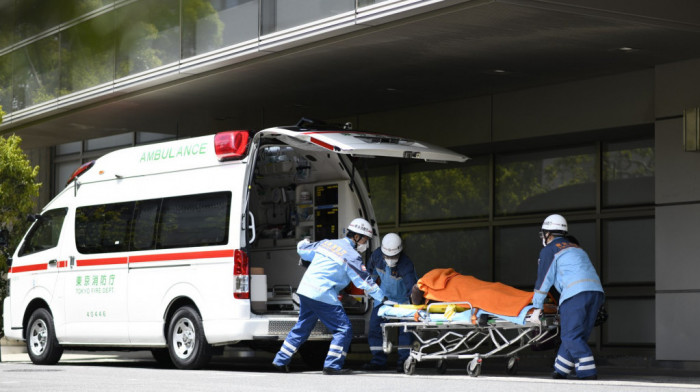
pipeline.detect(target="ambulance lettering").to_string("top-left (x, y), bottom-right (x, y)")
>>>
top-left (139, 143), bottom-right (208, 163)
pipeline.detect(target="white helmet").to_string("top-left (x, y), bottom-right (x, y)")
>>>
top-left (541, 214), bottom-right (568, 234)
top-left (347, 218), bottom-right (373, 237)
top-left (381, 233), bottom-right (403, 257)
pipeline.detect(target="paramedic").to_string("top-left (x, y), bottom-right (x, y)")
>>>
top-left (363, 233), bottom-right (417, 372)
top-left (272, 218), bottom-right (385, 375)
top-left (531, 214), bottom-right (604, 380)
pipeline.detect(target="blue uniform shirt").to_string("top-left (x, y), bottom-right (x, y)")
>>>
top-left (533, 237), bottom-right (604, 309)
top-left (366, 248), bottom-right (417, 304)
top-left (296, 237), bottom-right (384, 306)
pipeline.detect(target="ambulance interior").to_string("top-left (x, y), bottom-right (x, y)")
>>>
top-left (246, 142), bottom-right (371, 316)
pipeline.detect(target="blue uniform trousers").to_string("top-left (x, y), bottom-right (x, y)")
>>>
top-left (554, 291), bottom-right (605, 378)
top-left (273, 294), bottom-right (352, 370)
top-left (368, 305), bottom-right (412, 367)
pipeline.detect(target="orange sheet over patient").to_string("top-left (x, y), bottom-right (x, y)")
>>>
top-left (416, 268), bottom-right (533, 317)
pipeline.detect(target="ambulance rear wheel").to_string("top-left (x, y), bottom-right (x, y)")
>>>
top-left (167, 306), bottom-right (211, 369)
top-left (26, 308), bottom-right (63, 365)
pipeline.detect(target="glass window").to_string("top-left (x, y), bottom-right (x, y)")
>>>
top-left (60, 12), bottom-right (115, 96)
top-left (402, 228), bottom-right (490, 281)
top-left (115, 0), bottom-right (180, 78)
top-left (495, 146), bottom-right (596, 216)
top-left (86, 133), bottom-right (133, 151)
top-left (0, 53), bottom-right (11, 114)
top-left (367, 165), bottom-right (396, 225)
top-left (0, 0), bottom-right (15, 50)
top-left (76, 202), bottom-right (133, 254)
top-left (605, 298), bottom-right (655, 344)
top-left (261, 0), bottom-right (354, 35)
top-left (137, 131), bottom-right (175, 144)
top-left (12, 34), bottom-right (60, 109)
top-left (131, 199), bottom-right (160, 251)
top-left (357, 0), bottom-right (392, 7)
top-left (63, 0), bottom-right (114, 23)
top-left (15, 0), bottom-right (61, 41)
top-left (401, 156), bottom-right (489, 222)
top-left (18, 208), bottom-right (68, 257)
top-left (495, 220), bottom-right (596, 288)
top-left (56, 141), bottom-right (82, 155)
top-left (158, 192), bottom-right (231, 249)
top-left (603, 138), bottom-right (654, 207)
top-left (182, 0), bottom-right (258, 58)
top-left (603, 218), bottom-right (654, 284)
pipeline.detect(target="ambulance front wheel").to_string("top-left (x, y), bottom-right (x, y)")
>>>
top-left (26, 307), bottom-right (64, 365)
top-left (167, 305), bottom-right (211, 369)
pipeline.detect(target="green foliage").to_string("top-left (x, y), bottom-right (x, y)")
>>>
top-left (0, 135), bottom-right (41, 325)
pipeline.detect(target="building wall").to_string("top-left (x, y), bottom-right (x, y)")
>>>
top-left (654, 59), bottom-right (700, 361)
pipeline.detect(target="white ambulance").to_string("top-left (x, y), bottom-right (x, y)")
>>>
top-left (1, 119), bottom-right (467, 369)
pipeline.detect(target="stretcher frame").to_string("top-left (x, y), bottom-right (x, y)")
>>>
top-left (380, 301), bottom-right (560, 377)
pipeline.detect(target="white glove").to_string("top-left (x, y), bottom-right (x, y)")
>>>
top-left (527, 308), bottom-right (542, 325)
top-left (297, 238), bottom-right (311, 248)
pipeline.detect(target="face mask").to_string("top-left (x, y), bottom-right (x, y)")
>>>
top-left (356, 241), bottom-right (368, 254)
top-left (539, 231), bottom-right (547, 247)
top-left (384, 257), bottom-right (398, 268)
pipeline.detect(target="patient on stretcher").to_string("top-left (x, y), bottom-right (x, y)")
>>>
top-left (408, 268), bottom-right (555, 317)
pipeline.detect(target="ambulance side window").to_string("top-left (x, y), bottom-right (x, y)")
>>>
top-left (76, 202), bottom-right (133, 254)
top-left (131, 199), bottom-right (160, 251)
top-left (18, 208), bottom-right (68, 256)
top-left (158, 192), bottom-right (231, 249)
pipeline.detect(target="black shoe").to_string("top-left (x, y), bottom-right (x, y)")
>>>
top-left (362, 363), bottom-right (387, 371)
top-left (273, 363), bottom-right (290, 373)
top-left (579, 374), bottom-right (598, 380)
top-left (323, 367), bottom-right (352, 375)
top-left (552, 371), bottom-right (568, 379)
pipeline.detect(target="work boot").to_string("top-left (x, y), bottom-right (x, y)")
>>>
top-left (551, 371), bottom-right (567, 379)
top-left (579, 374), bottom-right (598, 380)
top-left (273, 363), bottom-right (290, 373)
top-left (323, 367), bottom-right (352, 375)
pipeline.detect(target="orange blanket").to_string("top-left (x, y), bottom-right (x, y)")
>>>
top-left (416, 268), bottom-right (533, 317)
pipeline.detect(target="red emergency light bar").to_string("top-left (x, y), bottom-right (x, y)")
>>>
top-left (215, 130), bottom-right (250, 161)
top-left (66, 160), bottom-right (95, 186)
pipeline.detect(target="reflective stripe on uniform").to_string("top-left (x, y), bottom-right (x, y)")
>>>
top-left (369, 346), bottom-right (383, 352)
top-left (555, 363), bottom-right (572, 374)
top-left (556, 355), bottom-right (574, 367)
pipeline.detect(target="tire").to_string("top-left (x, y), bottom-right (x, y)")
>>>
top-left (151, 348), bottom-right (175, 368)
top-left (167, 306), bottom-right (211, 370)
top-left (26, 308), bottom-right (63, 365)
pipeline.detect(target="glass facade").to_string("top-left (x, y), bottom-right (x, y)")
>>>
top-left (0, 0), bottom-right (421, 116)
top-left (368, 135), bottom-right (655, 347)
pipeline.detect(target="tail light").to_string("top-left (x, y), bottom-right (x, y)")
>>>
top-left (233, 249), bottom-right (250, 299)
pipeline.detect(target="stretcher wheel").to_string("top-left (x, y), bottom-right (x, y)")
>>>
top-left (467, 358), bottom-right (482, 377)
top-left (436, 359), bottom-right (448, 374)
top-left (506, 356), bottom-right (519, 375)
top-left (403, 357), bottom-right (416, 375)
top-left (382, 341), bottom-right (392, 354)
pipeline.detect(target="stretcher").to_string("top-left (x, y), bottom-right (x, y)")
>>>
top-left (378, 301), bottom-right (559, 377)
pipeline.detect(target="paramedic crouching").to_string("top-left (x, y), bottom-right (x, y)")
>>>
top-left (363, 233), bottom-right (417, 372)
top-left (530, 214), bottom-right (605, 380)
top-left (272, 218), bottom-right (385, 375)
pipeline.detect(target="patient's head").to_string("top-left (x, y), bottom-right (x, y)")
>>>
top-left (410, 284), bottom-right (425, 305)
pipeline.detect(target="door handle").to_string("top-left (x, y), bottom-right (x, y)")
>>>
top-left (48, 259), bottom-right (57, 267)
top-left (248, 211), bottom-right (257, 243)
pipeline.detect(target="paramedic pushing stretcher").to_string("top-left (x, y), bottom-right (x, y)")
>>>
top-left (273, 218), bottom-right (385, 375)
top-left (532, 214), bottom-right (604, 380)
top-left (364, 233), bottom-right (417, 371)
